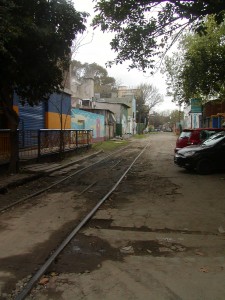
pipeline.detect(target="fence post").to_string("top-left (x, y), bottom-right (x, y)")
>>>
top-left (38, 130), bottom-right (41, 161)
top-left (76, 130), bottom-right (78, 147)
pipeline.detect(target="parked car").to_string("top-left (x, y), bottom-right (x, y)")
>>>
top-left (175, 128), bottom-right (225, 153)
top-left (174, 131), bottom-right (225, 174)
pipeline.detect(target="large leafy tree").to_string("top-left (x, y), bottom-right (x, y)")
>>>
top-left (0, 0), bottom-right (87, 172)
top-left (71, 60), bottom-right (115, 86)
top-left (181, 17), bottom-right (225, 100)
top-left (71, 60), bottom-right (116, 95)
top-left (92, 0), bottom-right (225, 70)
top-left (164, 16), bottom-right (225, 104)
top-left (163, 52), bottom-right (186, 104)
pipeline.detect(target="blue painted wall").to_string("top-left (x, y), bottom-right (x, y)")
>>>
top-left (71, 109), bottom-right (105, 141)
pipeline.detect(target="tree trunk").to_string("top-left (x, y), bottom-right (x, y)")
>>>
top-left (0, 89), bottom-right (20, 173)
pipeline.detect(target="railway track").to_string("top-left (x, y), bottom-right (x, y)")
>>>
top-left (1, 143), bottom-right (149, 299)
top-left (0, 144), bottom-right (132, 213)
top-left (2, 133), bottom-right (225, 300)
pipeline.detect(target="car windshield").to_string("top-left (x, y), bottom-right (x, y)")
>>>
top-left (179, 131), bottom-right (191, 138)
top-left (202, 132), bottom-right (225, 146)
top-left (200, 130), bottom-right (218, 140)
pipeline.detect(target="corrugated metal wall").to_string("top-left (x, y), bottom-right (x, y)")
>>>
top-left (18, 101), bottom-right (45, 130)
top-left (46, 92), bottom-right (71, 129)
top-left (15, 92), bottom-right (71, 130)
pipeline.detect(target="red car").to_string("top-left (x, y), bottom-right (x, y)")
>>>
top-left (175, 128), bottom-right (225, 153)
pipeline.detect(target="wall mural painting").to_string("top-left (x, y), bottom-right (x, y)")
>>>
top-left (71, 109), bottom-right (104, 139)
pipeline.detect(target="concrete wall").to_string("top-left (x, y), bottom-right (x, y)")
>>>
top-left (71, 78), bottom-right (94, 100)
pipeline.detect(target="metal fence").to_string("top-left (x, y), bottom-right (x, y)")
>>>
top-left (0, 129), bottom-right (92, 163)
top-left (0, 130), bottom-right (11, 163)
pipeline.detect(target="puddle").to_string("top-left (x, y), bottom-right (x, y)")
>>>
top-left (50, 233), bottom-right (124, 274)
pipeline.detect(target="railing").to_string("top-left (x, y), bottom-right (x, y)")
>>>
top-left (0, 129), bottom-right (93, 163)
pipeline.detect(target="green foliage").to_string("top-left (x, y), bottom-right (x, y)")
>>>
top-left (133, 134), bottom-right (146, 139)
top-left (0, 0), bottom-right (87, 172)
top-left (92, 0), bottom-right (225, 70)
top-left (92, 140), bottom-right (129, 152)
top-left (182, 17), bottom-right (225, 99)
top-left (146, 109), bottom-right (182, 130)
top-left (163, 53), bottom-right (187, 104)
top-left (71, 60), bottom-right (115, 86)
top-left (0, 0), bottom-right (87, 106)
top-left (164, 16), bottom-right (225, 104)
top-left (170, 109), bottom-right (183, 124)
top-left (71, 60), bottom-right (116, 95)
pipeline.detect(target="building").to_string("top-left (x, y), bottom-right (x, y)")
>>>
top-left (182, 98), bottom-right (225, 129)
top-left (16, 92), bottom-right (71, 130)
top-left (94, 100), bottom-right (129, 136)
top-left (71, 108), bottom-right (105, 142)
top-left (82, 108), bottom-right (116, 140)
top-left (202, 99), bottom-right (225, 128)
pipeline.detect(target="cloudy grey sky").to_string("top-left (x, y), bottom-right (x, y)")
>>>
top-left (73, 0), bottom-right (178, 112)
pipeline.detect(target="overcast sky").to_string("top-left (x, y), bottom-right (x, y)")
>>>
top-left (73, 0), bottom-right (178, 112)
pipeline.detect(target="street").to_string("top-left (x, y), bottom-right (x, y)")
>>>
top-left (1, 132), bottom-right (225, 299)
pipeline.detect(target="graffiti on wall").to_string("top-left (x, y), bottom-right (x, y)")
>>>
top-left (71, 109), bottom-right (104, 139)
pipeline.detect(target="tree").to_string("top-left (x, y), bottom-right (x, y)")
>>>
top-left (138, 83), bottom-right (164, 112)
top-left (135, 91), bottom-right (149, 125)
top-left (170, 109), bottom-right (183, 126)
top-left (163, 52), bottom-right (186, 104)
top-left (164, 16), bottom-right (225, 104)
top-left (0, 0), bottom-right (87, 172)
top-left (181, 17), bottom-right (225, 100)
top-left (71, 60), bottom-right (116, 94)
top-left (135, 83), bottom-right (163, 124)
top-left (92, 0), bottom-right (225, 70)
top-left (71, 60), bottom-right (115, 85)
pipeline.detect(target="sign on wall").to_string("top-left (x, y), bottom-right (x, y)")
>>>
top-left (191, 98), bottom-right (202, 113)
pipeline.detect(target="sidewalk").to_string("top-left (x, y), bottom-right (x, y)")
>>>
top-left (0, 150), bottom-right (102, 193)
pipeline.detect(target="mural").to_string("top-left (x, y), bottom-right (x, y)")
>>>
top-left (71, 109), bottom-right (105, 141)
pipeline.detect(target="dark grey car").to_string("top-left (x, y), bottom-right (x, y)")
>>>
top-left (174, 132), bottom-right (225, 174)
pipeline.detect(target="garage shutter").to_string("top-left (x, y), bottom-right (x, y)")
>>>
top-left (19, 102), bottom-right (45, 130)
top-left (212, 117), bottom-right (219, 128)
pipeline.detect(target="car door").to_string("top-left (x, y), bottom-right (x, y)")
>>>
top-left (213, 139), bottom-right (225, 169)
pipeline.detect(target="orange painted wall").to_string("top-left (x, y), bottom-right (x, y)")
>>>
top-left (13, 105), bottom-right (19, 114)
top-left (45, 112), bottom-right (71, 129)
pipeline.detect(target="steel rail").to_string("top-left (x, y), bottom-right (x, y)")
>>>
top-left (0, 144), bottom-right (131, 213)
top-left (15, 143), bottom-right (149, 300)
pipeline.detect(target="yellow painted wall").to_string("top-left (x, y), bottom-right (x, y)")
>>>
top-left (13, 105), bottom-right (19, 114)
top-left (45, 112), bottom-right (71, 129)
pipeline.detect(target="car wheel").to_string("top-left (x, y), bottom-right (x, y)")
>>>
top-left (196, 159), bottom-right (213, 175)
top-left (185, 166), bottom-right (194, 171)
